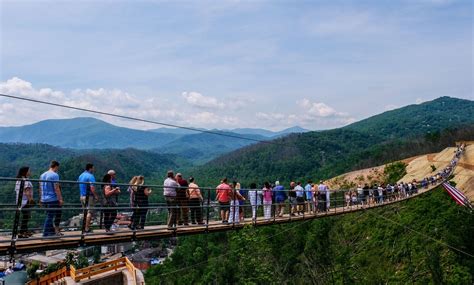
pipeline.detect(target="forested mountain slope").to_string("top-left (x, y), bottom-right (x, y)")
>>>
top-left (147, 188), bottom-right (474, 284)
top-left (190, 97), bottom-right (474, 186)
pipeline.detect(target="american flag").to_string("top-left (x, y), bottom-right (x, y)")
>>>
top-left (442, 182), bottom-right (472, 209)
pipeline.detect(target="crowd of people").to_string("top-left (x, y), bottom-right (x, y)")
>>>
top-left (14, 161), bottom-right (154, 238)
top-left (12, 144), bottom-right (464, 237)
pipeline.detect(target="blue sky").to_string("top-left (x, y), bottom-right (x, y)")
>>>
top-left (0, 0), bottom-right (472, 130)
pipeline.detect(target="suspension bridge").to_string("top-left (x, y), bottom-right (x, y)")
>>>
top-left (0, 93), bottom-right (470, 258)
top-left (0, 146), bottom-right (462, 256)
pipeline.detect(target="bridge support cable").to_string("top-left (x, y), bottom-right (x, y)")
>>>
top-left (0, 144), bottom-right (466, 257)
top-left (0, 93), bottom-right (295, 149)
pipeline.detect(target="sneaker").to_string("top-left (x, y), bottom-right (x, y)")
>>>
top-left (191, 222), bottom-right (197, 225)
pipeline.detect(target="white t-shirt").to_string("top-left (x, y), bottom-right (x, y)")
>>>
top-left (15, 180), bottom-right (33, 208)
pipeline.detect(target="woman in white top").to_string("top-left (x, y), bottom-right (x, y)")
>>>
top-left (247, 182), bottom-right (262, 220)
top-left (15, 166), bottom-right (34, 238)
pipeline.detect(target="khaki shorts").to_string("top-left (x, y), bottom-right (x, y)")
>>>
top-left (80, 196), bottom-right (96, 215)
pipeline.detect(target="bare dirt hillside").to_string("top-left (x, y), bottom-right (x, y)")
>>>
top-left (326, 143), bottom-right (474, 201)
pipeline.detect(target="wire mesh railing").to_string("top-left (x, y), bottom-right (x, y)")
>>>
top-left (0, 143), bottom-right (463, 256)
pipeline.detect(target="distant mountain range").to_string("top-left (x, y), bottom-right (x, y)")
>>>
top-left (190, 96), bottom-right (474, 185)
top-left (0, 117), bottom-right (308, 163)
top-left (149, 126), bottom-right (308, 137)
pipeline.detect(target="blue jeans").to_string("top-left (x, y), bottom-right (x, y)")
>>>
top-left (43, 201), bottom-right (62, 236)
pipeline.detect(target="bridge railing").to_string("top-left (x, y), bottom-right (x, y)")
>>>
top-left (26, 257), bottom-right (140, 285)
top-left (0, 176), bottom-right (449, 244)
top-left (0, 144), bottom-right (463, 253)
top-left (0, 144), bottom-right (462, 257)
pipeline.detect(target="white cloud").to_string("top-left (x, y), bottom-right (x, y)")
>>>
top-left (384, 104), bottom-right (398, 111)
top-left (415, 98), bottom-right (425, 104)
top-left (0, 77), bottom-right (243, 130)
top-left (255, 99), bottom-right (354, 130)
top-left (297, 99), bottom-right (343, 117)
top-left (0, 77), bottom-right (174, 128)
top-left (182, 91), bottom-right (225, 109)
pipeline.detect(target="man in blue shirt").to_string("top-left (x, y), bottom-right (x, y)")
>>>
top-left (305, 180), bottom-right (314, 214)
top-left (40, 160), bottom-right (63, 237)
top-left (272, 181), bottom-right (286, 217)
top-left (78, 163), bottom-right (98, 233)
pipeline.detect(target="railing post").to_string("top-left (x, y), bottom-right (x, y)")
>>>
top-left (254, 188), bottom-right (258, 225)
top-left (231, 186), bottom-right (236, 228)
top-left (205, 188), bottom-right (210, 231)
top-left (272, 192), bottom-right (276, 223)
top-left (10, 179), bottom-right (25, 258)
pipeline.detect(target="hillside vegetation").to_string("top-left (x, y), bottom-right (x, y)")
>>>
top-left (147, 188), bottom-right (474, 284)
top-left (0, 143), bottom-right (180, 182)
top-left (190, 97), bottom-right (474, 186)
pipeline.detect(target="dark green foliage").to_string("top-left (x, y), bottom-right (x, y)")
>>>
top-left (344, 97), bottom-right (474, 139)
top-left (75, 254), bottom-right (89, 269)
top-left (0, 117), bottom-right (272, 164)
top-left (384, 162), bottom-right (407, 184)
top-left (27, 261), bottom-right (40, 279)
top-left (190, 96), bottom-right (474, 187)
top-left (191, 124), bottom-right (474, 188)
top-left (154, 131), bottom-right (269, 165)
top-left (146, 189), bottom-right (474, 284)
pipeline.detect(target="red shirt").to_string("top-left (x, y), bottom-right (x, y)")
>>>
top-left (216, 183), bottom-right (232, 203)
